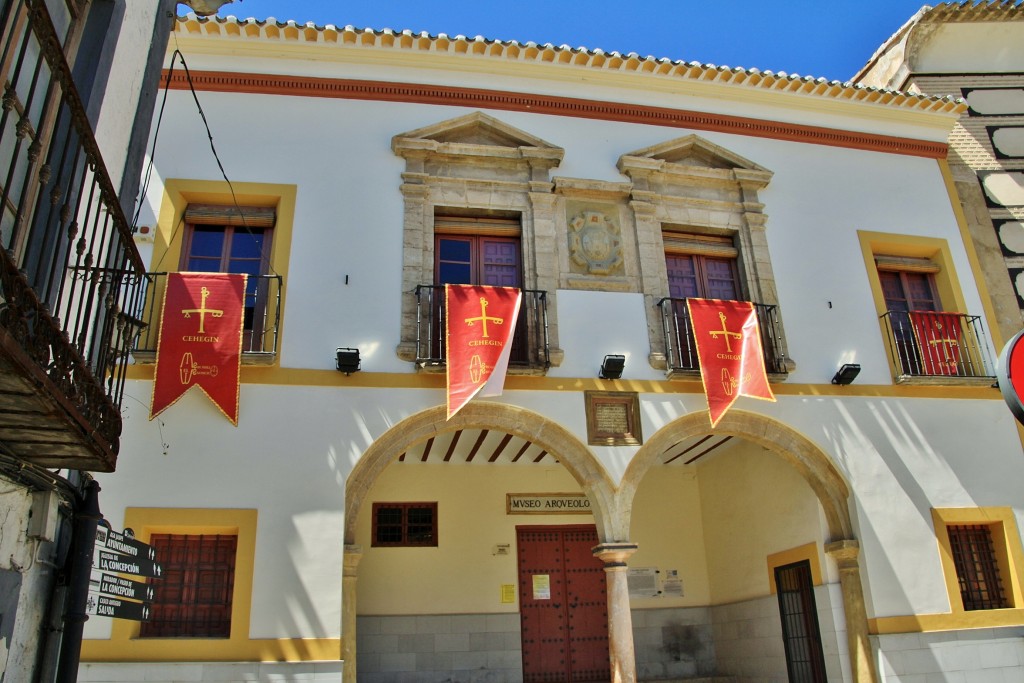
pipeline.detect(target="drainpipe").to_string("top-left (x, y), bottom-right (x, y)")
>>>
top-left (54, 479), bottom-right (101, 683)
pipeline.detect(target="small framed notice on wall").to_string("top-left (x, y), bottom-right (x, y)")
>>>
top-left (585, 391), bottom-right (642, 446)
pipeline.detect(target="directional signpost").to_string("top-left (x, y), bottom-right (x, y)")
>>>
top-left (89, 526), bottom-right (162, 622)
top-left (85, 594), bottom-right (152, 621)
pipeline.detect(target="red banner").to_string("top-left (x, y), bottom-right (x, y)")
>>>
top-left (909, 311), bottom-right (963, 376)
top-left (150, 273), bottom-right (246, 425)
top-left (446, 284), bottom-right (522, 420)
top-left (688, 298), bottom-right (775, 427)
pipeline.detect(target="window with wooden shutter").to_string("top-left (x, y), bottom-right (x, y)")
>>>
top-left (664, 232), bottom-right (741, 301)
top-left (371, 503), bottom-right (438, 547)
top-left (180, 205), bottom-right (276, 349)
top-left (140, 534), bottom-right (237, 638)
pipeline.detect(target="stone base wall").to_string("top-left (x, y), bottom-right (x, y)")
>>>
top-left (875, 626), bottom-right (1024, 681)
top-left (710, 585), bottom-right (849, 683)
top-left (632, 606), bottom-right (716, 680)
top-left (357, 613), bottom-right (522, 683)
top-left (78, 661), bottom-right (344, 682)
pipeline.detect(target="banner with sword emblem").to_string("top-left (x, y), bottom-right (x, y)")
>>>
top-left (688, 298), bottom-right (775, 427)
top-left (445, 284), bottom-right (522, 420)
top-left (150, 273), bottom-right (247, 425)
top-left (908, 311), bottom-right (963, 376)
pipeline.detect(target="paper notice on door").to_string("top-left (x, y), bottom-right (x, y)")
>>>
top-left (532, 574), bottom-right (551, 600)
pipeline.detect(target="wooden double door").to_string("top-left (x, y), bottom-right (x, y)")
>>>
top-left (516, 525), bottom-right (610, 682)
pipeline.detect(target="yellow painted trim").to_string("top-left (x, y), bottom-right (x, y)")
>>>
top-left (81, 508), bottom-right (341, 663)
top-left (936, 159), bottom-right (1005, 351)
top-left (858, 230), bottom-right (971, 379)
top-left (931, 507), bottom-right (1024, 612)
top-left (124, 364), bottom-right (1002, 400)
top-left (146, 179), bottom-right (297, 364)
top-left (80, 637), bottom-right (342, 663)
top-left (870, 609), bottom-right (1024, 635)
top-left (767, 542), bottom-right (823, 594)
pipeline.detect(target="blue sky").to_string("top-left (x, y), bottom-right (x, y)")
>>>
top-left (203, 0), bottom-right (937, 82)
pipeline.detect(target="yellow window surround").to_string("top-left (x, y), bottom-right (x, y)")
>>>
top-left (932, 507), bottom-right (1024, 614)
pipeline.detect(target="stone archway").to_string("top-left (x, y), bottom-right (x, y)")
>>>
top-left (341, 401), bottom-right (621, 682)
top-left (618, 409), bottom-right (877, 683)
top-left (621, 409), bottom-right (852, 539)
top-left (344, 401), bottom-right (618, 542)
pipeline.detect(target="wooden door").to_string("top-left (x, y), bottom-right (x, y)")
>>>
top-left (665, 253), bottom-right (740, 370)
top-left (879, 270), bottom-right (940, 374)
top-left (516, 525), bottom-right (610, 682)
top-left (435, 234), bottom-right (527, 362)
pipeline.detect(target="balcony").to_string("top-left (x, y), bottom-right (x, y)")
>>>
top-left (130, 272), bottom-right (282, 364)
top-left (413, 284), bottom-right (550, 373)
top-left (880, 310), bottom-right (995, 383)
top-left (0, 1), bottom-right (145, 471)
top-left (658, 298), bottom-right (789, 377)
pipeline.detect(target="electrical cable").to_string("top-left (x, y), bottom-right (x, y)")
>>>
top-left (133, 40), bottom-right (278, 277)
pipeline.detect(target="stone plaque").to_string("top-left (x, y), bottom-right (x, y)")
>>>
top-left (585, 391), bottom-right (642, 446)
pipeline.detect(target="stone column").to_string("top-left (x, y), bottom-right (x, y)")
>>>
top-left (395, 177), bottom-right (430, 362)
top-left (629, 198), bottom-right (669, 369)
top-left (825, 539), bottom-right (879, 683)
top-left (528, 189), bottom-right (563, 366)
top-left (593, 543), bottom-right (639, 683)
top-left (341, 544), bottom-right (363, 683)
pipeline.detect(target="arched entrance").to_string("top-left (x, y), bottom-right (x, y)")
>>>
top-left (619, 409), bottom-right (876, 683)
top-left (342, 402), bottom-right (622, 682)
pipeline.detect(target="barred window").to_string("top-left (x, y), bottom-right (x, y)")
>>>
top-left (372, 503), bottom-right (437, 547)
top-left (140, 534), bottom-right (237, 638)
top-left (947, 524), bottom-right (1008, 611)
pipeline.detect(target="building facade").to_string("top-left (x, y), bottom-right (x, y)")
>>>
top-left (80, 7), bottom-right (1024, 683)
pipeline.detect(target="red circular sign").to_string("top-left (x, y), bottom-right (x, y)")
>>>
top-left (997, 329), bottom-right (1024, 426)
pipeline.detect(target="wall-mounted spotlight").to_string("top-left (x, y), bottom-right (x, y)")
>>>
top-left (336, 348), bottom-right (361, 374)
top-left (600, 355), bottom-right (626, 380)
top-left (831, 363), bottom-right (861, 385)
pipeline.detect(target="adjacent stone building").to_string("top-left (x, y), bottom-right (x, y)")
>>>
top-left (855, 0), bottom-right (1024, 345)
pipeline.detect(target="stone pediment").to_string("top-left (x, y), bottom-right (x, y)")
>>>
top-left (618, 134), bottom-right (770, 180)
top-left (392, 112), bottom-right (563, 163)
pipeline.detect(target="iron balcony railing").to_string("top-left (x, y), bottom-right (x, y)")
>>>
top-left (131, 272), bottom-right (283, 360)
top-left (0, 0), bottom-right (147, 462)
top-left (414, 284), bottom-right (550, 370)
top-left (658, 297), bottom-right (788, 375)
top-left (880, 310), bottom-right (995, 380)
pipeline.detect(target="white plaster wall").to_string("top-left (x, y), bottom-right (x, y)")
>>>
top-left (551, 290), bottom-right (662, 381)
top-left (875, 626), bottom-right (1024, 682)
top-left (0, 485), bottom-right (56, 682)
top-left (138, 89), bottom-right (980, 381)
top-left (92, 2), bottom-right (163, 186)
top-left (93, 373), bottom-right (1024, 642)
top-left (914, 22), bottom-right (1024, 75)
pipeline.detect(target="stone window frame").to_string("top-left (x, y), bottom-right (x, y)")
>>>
top-left (392, 112), bottom-right (565, 368)
top-left (616, 134), bottom-right (792, 374)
